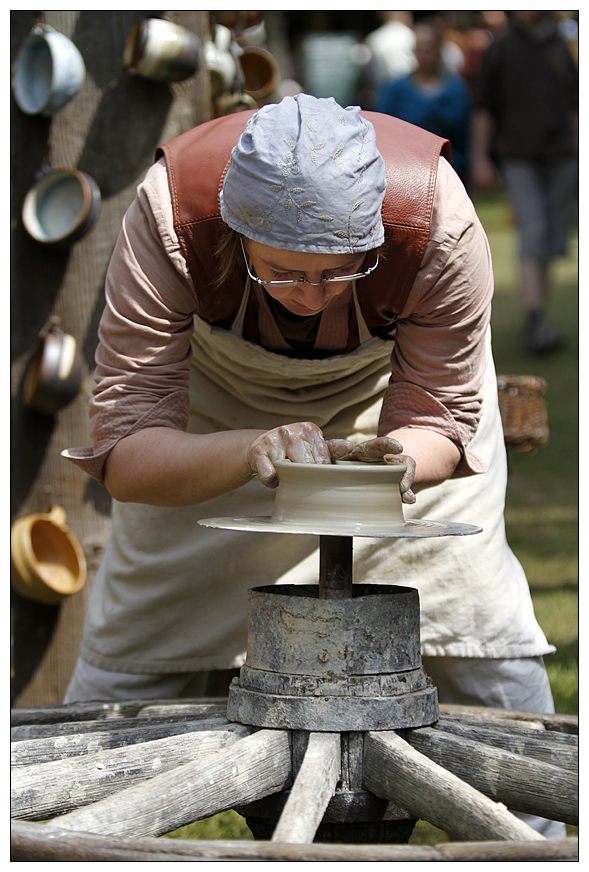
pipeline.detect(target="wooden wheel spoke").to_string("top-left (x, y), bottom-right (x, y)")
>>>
top-left (403, 725), bottom-right (578, 825)
top-left (271, 732), bottom-right (341, 844)
top-left (12, 724), bottom-right (253, 821)
top-left (363, 731), bottom-right (545, 843)
top-left (42, 729), bottom-right (291, 838)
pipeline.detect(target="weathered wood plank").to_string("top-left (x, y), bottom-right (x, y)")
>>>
top-left (404, 726), bottom-right (578, 825)
top-left (363, 731), bottom-right (545, 842)
top-left (12, 725), bottom-right (253, 820)
top-left (11, 821), bottom-right (578, 862)
top-left (10, 698), bottom-right (227, 726)
top-left (11, 709), bottom-right (228, 741)
top-left (271, 732), bottom-right (340, 843)
top-left (438, 713), bottom-right (579, 746)
top-left (44, 729), bottom-right (291, 838)
top-left (439, 704), bottom-right (578, 735)
top-left (11, 718), bottom-right (236, 767)
top-left (433, 718), bottom-right (577, 771)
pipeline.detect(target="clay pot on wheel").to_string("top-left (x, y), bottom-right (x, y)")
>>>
top-left (11, 506), bottom-right (87, 605)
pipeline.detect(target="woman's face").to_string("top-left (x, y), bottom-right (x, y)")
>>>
top-left (244, 239), bottom-right (367, 316)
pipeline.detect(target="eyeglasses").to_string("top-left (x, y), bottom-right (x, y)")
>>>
top-left (240, 238), bottom-right (380, 289)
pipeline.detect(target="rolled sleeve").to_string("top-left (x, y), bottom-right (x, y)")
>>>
top-left (62, 160), bottom-right (198, 483)
top-left (378, 158), bottom-right (493, 474)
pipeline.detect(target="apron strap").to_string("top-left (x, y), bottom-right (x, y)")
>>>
top-left (352, 282), bottom-right (373, 346)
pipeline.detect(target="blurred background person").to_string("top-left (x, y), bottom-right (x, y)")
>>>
top-left (471, 10), bottom-right (578, 355)
top-left (362, 11), bottom-right (416, 108)
top-left (376, 16), bottom-right (471, 186)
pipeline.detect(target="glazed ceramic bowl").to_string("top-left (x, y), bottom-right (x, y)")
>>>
top-left (12, 24), bottom-right (85, 116)
top-left (22, 168), bottom-right (101, 247)
top-left (11, 506), bottom-right (87, 605)
top-left (23, 324), bottom-right (86, 415)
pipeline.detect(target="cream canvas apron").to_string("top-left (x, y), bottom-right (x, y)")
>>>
top-left (80, 282), bottom-right (553, 674)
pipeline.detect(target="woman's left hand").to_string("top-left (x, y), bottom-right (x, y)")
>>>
top-left (337, 436), bottom-right (417, 504)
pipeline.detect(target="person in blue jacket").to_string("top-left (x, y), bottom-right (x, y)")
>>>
top-left (378, 16), bottom-right (471, 186)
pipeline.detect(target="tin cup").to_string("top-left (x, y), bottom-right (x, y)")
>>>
top-left (23, 322), bottom-right (86, 416)
top-left (12, 24), bottom-right (86, 116)
top-left (22, 168), bottom-right (101, 247)
top-left (11, 506), bottom-right (87, 605)
top-left (123, 18), bottom-right (203, 82)
top-left (239, 46), bottom-right (280, 100)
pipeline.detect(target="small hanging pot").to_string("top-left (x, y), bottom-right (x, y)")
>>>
top-left (12, 24), bottom-right (86, 116)
top-left (123, 18), bottom-right (203, 82)
top-left (204, 25), bottom-right (238, 97)
top-left (23, 320), bottom-right (86, 416)
top-left (22, 167), bottom-right (101, 247)
top-left (239, 46), bottom-right (280, 100)
top-left (11, 505), bottom-right (87, 605)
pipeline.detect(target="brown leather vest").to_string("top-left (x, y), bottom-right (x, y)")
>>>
top-left (156, 111), bottom-right (450, 346)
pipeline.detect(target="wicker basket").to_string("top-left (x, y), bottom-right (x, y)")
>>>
top-left (497, 375), bottom-right (549, 451)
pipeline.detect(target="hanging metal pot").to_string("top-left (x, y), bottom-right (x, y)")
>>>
top-left (123, 18), bottom-right (203, 82)
top-left (23, 320), bottom-right (86, 416)
top-left (22, 168), bottom-right (101, 247)
top-left (12, 24), bottom-right (86, 116)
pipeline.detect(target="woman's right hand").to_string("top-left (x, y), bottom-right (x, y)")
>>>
top-left (247, 422), bottom-right (354, 488)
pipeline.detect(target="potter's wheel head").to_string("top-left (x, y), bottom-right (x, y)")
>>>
top-left (199, 460), bottom-right (481, 539)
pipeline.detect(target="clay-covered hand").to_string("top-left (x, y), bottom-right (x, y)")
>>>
top-left (247, 422), bottom-right (354, 488)
top-left (337, 436), bottom-right (417, 504)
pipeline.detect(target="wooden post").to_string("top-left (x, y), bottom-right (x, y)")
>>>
top-left (10, 10), bottom-right (211, 706)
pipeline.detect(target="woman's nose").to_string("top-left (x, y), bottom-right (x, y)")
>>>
top-left (297, 280), bottom-right (327, 307)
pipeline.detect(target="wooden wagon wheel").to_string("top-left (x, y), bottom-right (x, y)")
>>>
top-left (11, 697), bottom-right (578, 861)
top-left (12, 466), bottom-right (578, 861)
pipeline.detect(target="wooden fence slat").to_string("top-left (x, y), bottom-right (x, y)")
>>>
top-left (11, 821), bottom-right (578, 862)
top-left (363, 731), bottom-right (545, 843)
top-left (271, 732), bottom-right (340, 844)
top-left (44, 729), bottom-right (291, 838)
top-left (12, 725), bottom-right (253, 820)
top-left (404, 726), bottom-right (578, 825)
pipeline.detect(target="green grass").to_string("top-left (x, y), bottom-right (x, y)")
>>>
top-left (476, 189), bottom-right (579, 719)
top-left (164, 190), bottom-right (578, 846)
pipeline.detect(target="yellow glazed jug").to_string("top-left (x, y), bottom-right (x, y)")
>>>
top-left (10, 506), bottom-right (87, 605)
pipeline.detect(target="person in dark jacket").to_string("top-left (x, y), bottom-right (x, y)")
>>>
top-left (472, 10), bottom-right (578, 354)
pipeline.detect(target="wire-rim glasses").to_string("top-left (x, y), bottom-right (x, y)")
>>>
top-left (240, 237), bottom-right (380, 289)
